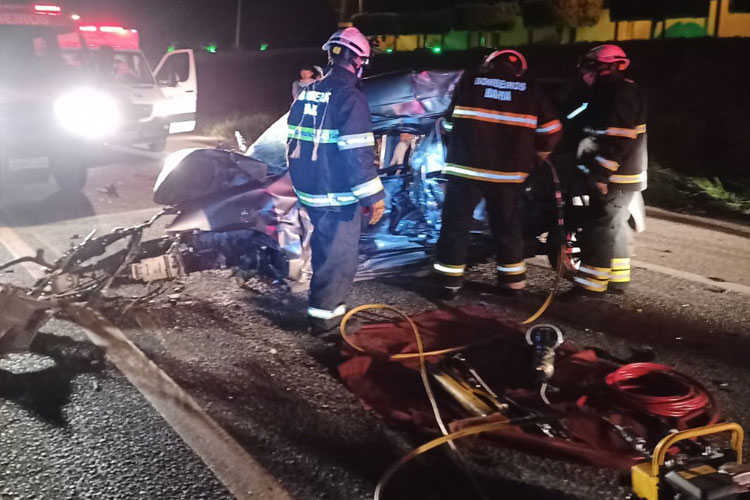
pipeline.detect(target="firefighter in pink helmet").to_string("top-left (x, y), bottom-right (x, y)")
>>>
top-left (572, 44), bottom-right (648, 296)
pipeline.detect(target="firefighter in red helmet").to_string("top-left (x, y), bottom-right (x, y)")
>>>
top-left (434, 49), bottom-right (562, 299)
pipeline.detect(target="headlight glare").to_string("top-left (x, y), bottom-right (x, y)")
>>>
top-left (54, 88), bottom-right (121, 139)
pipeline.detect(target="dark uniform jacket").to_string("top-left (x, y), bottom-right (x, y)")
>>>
top-left (579, 75), bottom-right (648, 191)
top-left (286, 66), bottom-right (384, 209)
top-left (445, 67), bottom-right (562, 184)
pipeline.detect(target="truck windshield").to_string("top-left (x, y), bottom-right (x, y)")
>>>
top-left (0, 26), bottom-right (86, 87)
top-left (92, 49), bottom-right (155, 85)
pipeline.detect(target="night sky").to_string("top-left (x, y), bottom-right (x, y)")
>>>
top-left (60, 0), bottom-right (338, 59)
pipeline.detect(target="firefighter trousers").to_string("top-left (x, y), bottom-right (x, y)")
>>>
top-left (575, 189), bottom-right (635, 293)
top-left (435, 177), bottom-right (525, 289)
top-left (306, 205), bottom-right (361, 331)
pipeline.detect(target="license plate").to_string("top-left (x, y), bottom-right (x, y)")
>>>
top-left (131, 254), bottom-right (183, 282)
top-left (8, 156), bottom-right (50, 172)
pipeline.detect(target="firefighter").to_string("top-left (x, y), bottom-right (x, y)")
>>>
top-left (572, 44), bottom-right (647, 295)
top-left (286, 27), bottom-right (386, 335)
top-left (434, 50), bottom-right (562, 299)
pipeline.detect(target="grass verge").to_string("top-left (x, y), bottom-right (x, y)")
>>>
top-left (201, 112), bottom-right (278, 144)
top-left (646, 163), bottom-right (750, 222)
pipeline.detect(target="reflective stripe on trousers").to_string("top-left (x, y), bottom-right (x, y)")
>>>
top-left (497, 261), bottom-right (526, 276)
top-left (434, 262), bottom-right (466, 276)
top-left (610, 257), bottom-right (631, 283)
top-left (307, 304), bottom-right (346, 320)
top-left (575, 264), bottom-right (611, 293)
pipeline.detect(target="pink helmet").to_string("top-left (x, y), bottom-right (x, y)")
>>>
top-left (584, 44), bottom-right (630, 71)
top-left (323, 27), bottom-right (371, 59)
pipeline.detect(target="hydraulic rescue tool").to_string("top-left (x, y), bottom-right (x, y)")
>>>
top-left (525, 323), bottom-right (564, 384)
top-left (631, 422), bottom-right (750, 500)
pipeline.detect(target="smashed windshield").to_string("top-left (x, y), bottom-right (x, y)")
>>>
top-left (0, 26), bottom-right (87, 88)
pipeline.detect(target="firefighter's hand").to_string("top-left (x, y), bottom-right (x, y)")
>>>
top-left (595, 182), bottom-right (609, 195)
top-left (364, 199), bottom-right (386, 225)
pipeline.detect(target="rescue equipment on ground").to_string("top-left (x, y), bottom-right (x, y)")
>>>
top-left (631, 423), bottom-right (750, 500)
top-left (336, 305), bottom-right (722, 499)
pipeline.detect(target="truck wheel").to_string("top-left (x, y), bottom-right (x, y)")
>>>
top-left (53, 163), bottom-right (88, 191)
top-left (148, 139), bottom-right (168, 153)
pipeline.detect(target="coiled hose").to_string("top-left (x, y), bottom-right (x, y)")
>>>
top-left (605, 362), bottom-right (717, 421)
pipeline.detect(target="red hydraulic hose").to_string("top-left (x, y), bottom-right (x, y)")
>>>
top-left (605, 363), bottom-right (716, 421)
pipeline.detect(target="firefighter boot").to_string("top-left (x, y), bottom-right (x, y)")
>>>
top-left (309, 317), bottom-right (362, 341)
top-left (496, 279), bottom-right (526, 298)
top-left (435, 274), bottom-right (464, 301)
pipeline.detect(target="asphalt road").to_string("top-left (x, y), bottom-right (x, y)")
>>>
top-left (1, 139), bottom-right (749, 500)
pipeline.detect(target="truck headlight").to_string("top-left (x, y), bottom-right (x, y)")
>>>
top-left (54, 88), bottom-right (121, 139)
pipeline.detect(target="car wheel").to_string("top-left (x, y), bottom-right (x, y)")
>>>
top-left (53, 162), bottom-right (88, 191)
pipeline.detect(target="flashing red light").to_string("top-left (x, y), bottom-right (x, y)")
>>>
top-left (76, 24), bottom-right (140, 50)
top-left (34, 4), bottom-right (62, 14)
top-left (99, 26), bottom-right (126, 33)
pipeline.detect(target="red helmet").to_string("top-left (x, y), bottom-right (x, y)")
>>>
top-left (482, 49), bottom-right (528, 77)
top-left (583, 44), bottom-right (630, 71)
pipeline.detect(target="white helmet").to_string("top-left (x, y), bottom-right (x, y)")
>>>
top-left (322, 27), bottom-right (371, 59)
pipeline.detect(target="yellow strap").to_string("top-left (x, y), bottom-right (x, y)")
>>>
top-left (375, 421), bottom-right (513, 499)
top-left (340, 244), bottom-right (565, 360)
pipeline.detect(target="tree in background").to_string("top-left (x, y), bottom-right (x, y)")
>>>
top-left (353, 1), bottom-right (517, 48)
top-left (353, 0), bottom-right (600, 46)
top-left (521, 0), bottom-right (603, 42)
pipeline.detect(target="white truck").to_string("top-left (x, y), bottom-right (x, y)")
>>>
top-left (0, 3), bottom-right (197, 190)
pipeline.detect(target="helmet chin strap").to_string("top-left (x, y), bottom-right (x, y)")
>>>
top-left (328, 48), bottom-right (365, 78)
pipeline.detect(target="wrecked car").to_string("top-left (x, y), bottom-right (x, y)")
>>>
top-left (0, 70), bottom-right (596, 301)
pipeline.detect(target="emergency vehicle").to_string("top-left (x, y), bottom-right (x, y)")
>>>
top-left (0, 4), bottom-right (196, 191)
top-left (65, 22), bottom-right (198, 150)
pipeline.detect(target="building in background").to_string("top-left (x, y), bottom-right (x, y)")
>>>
top-left (346, 0), bottom-right (750, 52)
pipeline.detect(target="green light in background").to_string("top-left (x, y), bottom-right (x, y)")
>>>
top-left (260, 43), bottom-right (269, 51)
top-left (167, 45), bottom-right (176, 53)
top-left (206, 44), bottom-right (217, 53)
top-left (431, 46), bottom-right (442, 54)
top-left (386, 48), bottom-right (393, 53)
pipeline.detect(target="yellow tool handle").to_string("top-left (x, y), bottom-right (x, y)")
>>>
top-left (651, 422), bottom-right (744, 475)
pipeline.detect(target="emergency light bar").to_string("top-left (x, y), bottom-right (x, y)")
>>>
top-left (34, 4), bottom-right (62, 14)
top-left (75, 24), bottom-right (140, 50)
top-left (0, 4), bottom-right (70, 26)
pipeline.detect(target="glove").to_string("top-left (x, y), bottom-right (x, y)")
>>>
top-left (363, 199), bottom-right (386, 225)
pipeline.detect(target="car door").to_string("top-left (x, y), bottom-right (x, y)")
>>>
top-left (154, 49), bottom-right (197, 134)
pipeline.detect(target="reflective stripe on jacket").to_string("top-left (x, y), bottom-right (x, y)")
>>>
top-left (444, 67), bottom-right (562, 183)
top-left (286, 66), bottom-right (385, 209)
top-left (579, 76), bottom-right (648, 192)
